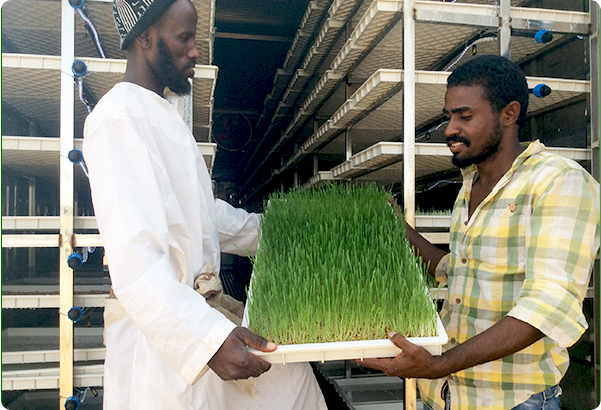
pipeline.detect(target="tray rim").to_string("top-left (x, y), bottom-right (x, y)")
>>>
top-left (242, 308), bottom-right (448, 364)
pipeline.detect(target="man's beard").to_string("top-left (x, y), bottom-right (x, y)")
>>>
top-left (450, 120), bottom-right (503, 168)
top-left (157, 38), bottom-right (192, 96)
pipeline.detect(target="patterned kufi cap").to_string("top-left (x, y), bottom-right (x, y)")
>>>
top-left (113, 0), bottom-right (178, 50)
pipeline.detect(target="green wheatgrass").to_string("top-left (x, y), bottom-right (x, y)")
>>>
top-left (247, 184), bottom-right (438, 345)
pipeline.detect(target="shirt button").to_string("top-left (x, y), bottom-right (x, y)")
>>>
top-left (464, 221), bottom-right (468, 226)
top-left (450, 338), bottom-right (456, 344)
top-left (461, 258), bottom-right (467, 264)
top-left (455, 298), bottom-right (461, 304)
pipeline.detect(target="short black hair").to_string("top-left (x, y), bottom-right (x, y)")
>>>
top-left (447, 55), bottom-right (529, 128)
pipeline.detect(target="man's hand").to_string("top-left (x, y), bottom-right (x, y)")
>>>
top-left (356, 318), bottom-right (544, 379)
top-left (354, 331), bottom-right (446, 379)
top-left (208, 327), bottom-right (277, 381)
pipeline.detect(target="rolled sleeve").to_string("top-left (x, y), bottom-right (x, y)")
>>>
top-left (214, 198), bottom-right (261, 256)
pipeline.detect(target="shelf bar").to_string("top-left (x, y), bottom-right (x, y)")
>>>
top-left (3, 294), bottom-right (109, 309)
top-left (2, 234), bottom-right (60, 247)
top-left (2, 54), bottom-right (217, 79)
top-left (2, 216), bottom-right (97, 231)
top-left (0, 234), bottom-right (104, 248)
top-left (3, 348), bottom-right (106, 365)
top-left (2, 365), bottom-right (105, 391)
top-left (2, 136), bottom-right (217, 174)
top-left (415, 1), bottom-right (498, 28)
top-left (422, 232), bottom-right (451, 244)
top-left (300, 171), bottom-right (334, 190)
top-left (414, 2), bottom-right (590, 34)
top-left (330, 141), bottom-right (591, 180)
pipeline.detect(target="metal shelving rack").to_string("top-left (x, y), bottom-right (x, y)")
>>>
top-left (2, 0), bottom-right (599, 409)
top-left (241, 1), bottom-right (594, 203)
top-left (235, 1), bottom-right (599, 409)
top-left (1, 0), bottom-right (217, 407)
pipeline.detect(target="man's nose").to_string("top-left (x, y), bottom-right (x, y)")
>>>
top-left (189, 42), bottom-right (201, 60)
top-left (444, 118), bottom-right (458, 137)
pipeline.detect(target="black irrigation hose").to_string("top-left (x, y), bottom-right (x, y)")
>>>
top-left (75, 6), bottom-right (106, 58)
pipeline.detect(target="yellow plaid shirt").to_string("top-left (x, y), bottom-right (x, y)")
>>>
top-left (419, 141), bottom-right (600, 410)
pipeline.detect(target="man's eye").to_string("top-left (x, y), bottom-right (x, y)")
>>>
top-left (460, 116), bottom-right (471, 121)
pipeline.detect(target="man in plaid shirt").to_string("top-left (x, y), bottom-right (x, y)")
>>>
top-left (358, 55), bottom-right (600, 410)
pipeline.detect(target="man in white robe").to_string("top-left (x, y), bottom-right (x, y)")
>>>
top-left (83, 0), bottom-right (327, 408)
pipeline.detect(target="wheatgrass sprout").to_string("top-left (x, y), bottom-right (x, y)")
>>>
top-left (247, 184), bottom-right (438, 344)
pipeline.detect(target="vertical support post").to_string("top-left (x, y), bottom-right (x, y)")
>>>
top-left (499, 0), bottom-right (511, 59)
top-left (403, 2), bottom-right (417, 408)
top-left (313, 155), bottom-right (319, 176)
top-left (4, 184), bottom-right (9, 217)
top-left (29, 179), bottom-right (36, 277)
top-left (591, 1), bottom-right (600, 182)
top-left (60, 0), bottom-right (75, 407)
top-left (294, 142), bottom-right (299, 188)
top-left (345, 360), bottom-right (353, 402)
top-left (280, 155), bottom-right (285, 192)
top-left (589, 1), bottom-right (601, 403)
top-left (13, 185), bottom-right (17, 215)
top-left (403, 0), bottom-right (415, 228)
top-left (28, 179), bottom-right (35, 216)
top-left (345, 129), bottom-right (352, 161)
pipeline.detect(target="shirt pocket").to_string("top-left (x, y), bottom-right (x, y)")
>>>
top-left (475, 199), bottom-right (530, 267)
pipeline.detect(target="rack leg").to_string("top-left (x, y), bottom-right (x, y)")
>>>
top-left (404, 378), bottom-right (417, 410)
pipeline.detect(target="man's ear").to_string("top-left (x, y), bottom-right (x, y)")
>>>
top-left (136, 29), bottom-right (153, 50)
top-left (501, 101), bottom-right (521, 126)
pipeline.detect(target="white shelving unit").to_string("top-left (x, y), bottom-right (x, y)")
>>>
top-left (2, 0), bottom-right (599, 408)
top-left (1, 0), bottom-right (217, 406)
top-left (242, 1), bottom-right (595, 198)
top-left (234, 1), bottom-right (599, 408)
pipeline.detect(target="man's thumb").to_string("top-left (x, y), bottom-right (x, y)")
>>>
top-left (389, 331), bottom-right (409, 349)
top-left (240, 327), bottom-right (277, 352)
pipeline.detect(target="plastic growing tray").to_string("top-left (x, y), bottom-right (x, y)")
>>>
top-left (242, 309), bottom-right (448, 365)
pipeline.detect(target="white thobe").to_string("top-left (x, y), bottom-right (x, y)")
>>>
top-left (83, 82), bottom-right (326, 410)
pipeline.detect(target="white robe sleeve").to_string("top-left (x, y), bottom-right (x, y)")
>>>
top-left (214, 198), bottom-right (261, 256)
top-left (84, 114), bottom-right (236, 385)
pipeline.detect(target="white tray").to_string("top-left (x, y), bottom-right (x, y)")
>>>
top-left (242, 313), bottom-right (448, 365)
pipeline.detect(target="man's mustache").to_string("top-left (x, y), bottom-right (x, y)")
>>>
top-left (446, 136), bottom-right (470, 146)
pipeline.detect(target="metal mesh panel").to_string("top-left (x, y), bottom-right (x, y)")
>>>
top-left (353, 22), bottom-right (403, 77)
top-left (2, 66), bottom-right (61, 135)
top-left (2, 1), bottom-right (62, 56)
top-left (2, 0), bottom-right (213, 62)
top-left (317, 83), bottom-right (348, 118)
top-left (329, 0), bottom-right (362, 21)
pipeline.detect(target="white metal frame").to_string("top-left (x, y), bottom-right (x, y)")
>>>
top-left (59, 1), bottom-right (76, 404)
top-left (2, 0), bottom-right (599, 405)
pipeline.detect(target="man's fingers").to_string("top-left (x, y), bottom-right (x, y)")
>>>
top-left (240, 353), bottom-right (272, 378)
top-left (208, 328), bottom-right (274, 380)
top-left (353, 358), bottom-right (391, 373)
top-left (237, 327), bottom-right (277, 352)
top-left (234, 327), bottom-right (275, 376)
